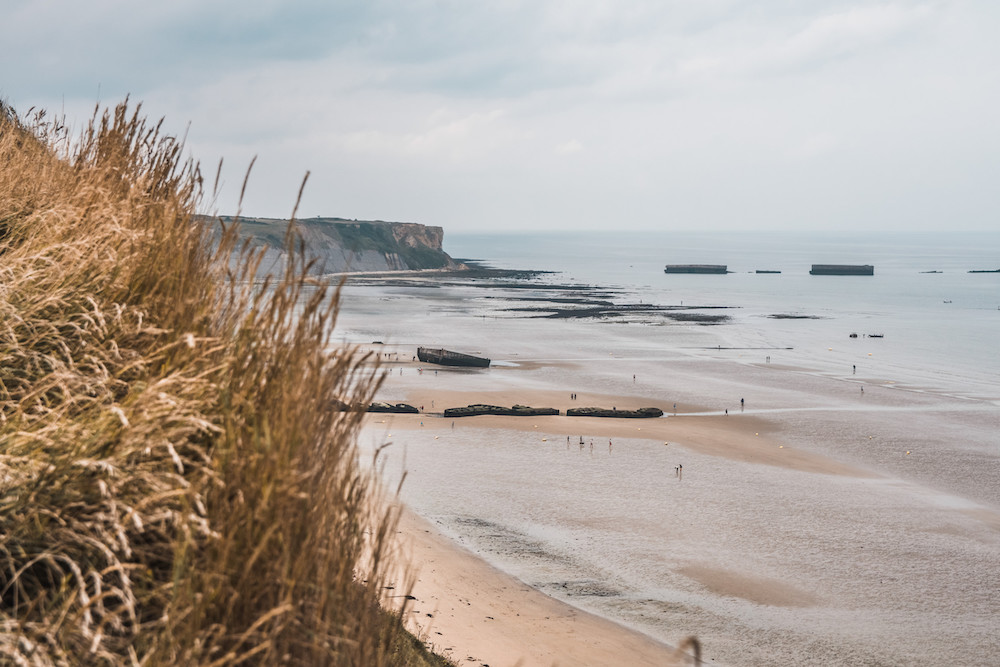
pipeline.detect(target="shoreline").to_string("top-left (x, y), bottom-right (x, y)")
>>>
top-left (392, 507), bottom-right (694, 667)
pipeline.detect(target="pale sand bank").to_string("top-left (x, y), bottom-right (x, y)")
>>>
top-left (393, 507), bottom-right (694, 667)
top-left (379, 388), bottom-right (871, 477)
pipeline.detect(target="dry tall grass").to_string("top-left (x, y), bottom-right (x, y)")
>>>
top-left (0, 101), bottom-right (441, 665)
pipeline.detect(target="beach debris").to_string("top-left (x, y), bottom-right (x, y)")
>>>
top-left (366, 401), bottom-right (419, 414)
top-left (444, 404), bottom-right (558, 417)
top-left (566, 406), bottom-right (664, 418)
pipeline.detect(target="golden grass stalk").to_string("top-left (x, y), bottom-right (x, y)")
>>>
top-left (0, 100), bottom-right (443, 665)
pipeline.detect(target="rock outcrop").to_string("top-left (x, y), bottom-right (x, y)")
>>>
top-left (208, 216), bottom-right (465, 275)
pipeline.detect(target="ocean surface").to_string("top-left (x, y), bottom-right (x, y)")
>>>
top-left (337, 231), bottom-right (1000, 666)
top-left (442, 231), bottom-right (1000, 401)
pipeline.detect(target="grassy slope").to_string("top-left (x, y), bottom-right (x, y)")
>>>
top-left (0, 102), bottom-right (451, 666)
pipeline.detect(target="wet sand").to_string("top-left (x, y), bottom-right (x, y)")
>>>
top-left (392, 507), bottom-right (693, 667)
top-left (364, 361), bottom-right (1000, 666)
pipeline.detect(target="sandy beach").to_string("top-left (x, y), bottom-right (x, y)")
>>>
top-left (360, 349), bottom-right (1000, 666)
top-left (392, 507), bottom-right (693, 666)
top-left (341, 260), bottom-right (1000, 667)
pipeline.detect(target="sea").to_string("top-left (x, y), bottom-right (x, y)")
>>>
top-left (441, 230), bottom-right (1000, 401)
top-left (337, 230), bottom-right (1000, 666)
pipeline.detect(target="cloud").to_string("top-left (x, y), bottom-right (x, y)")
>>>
top-left (555, 139), bottom-right (583, 155)
top-left (336, 108), bottom-right (516, 163)
top-left (672, 2), bottom-right (936, 85)
top-left (787, 133), bottom-right (839, 160)
top-left (3, 1), bottom-right (999, 231)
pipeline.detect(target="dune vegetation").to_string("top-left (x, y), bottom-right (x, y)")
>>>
top-left (0, 101), bottom-right (447, 665)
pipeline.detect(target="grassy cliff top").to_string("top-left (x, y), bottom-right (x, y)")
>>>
top-left (0, 101), bottom-right (451, 666)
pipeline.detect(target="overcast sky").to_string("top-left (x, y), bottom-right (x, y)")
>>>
top-left (3, 1), bottom-right (998, 232)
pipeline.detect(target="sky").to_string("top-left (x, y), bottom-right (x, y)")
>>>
top-left (2, 0), bottom-right (999, 233)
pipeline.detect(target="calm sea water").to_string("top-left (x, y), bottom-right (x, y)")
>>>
top-left (444, 231), bottom-right (1000, 401)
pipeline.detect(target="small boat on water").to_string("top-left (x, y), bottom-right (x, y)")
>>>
top-left (417, 346), bottom-right (490, 368)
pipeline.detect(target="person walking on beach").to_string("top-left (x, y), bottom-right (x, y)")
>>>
top-left (609, 439), bottom-right (613, 453)
top-left (853, 364), bottom-right (856, 374)
top-left (740, 397), bottom-right (744, 411)
top-left (678, 464), bottom-right (683, 480)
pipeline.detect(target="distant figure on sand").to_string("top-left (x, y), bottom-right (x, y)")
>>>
top-left (678, 464), bottom-right (683, 480)
top-left (609, 439), bottom-right (613, 452)
top-left (853, 364), bottom-right (856, 374)
top-left (740, 398), bottom-right (744, 411)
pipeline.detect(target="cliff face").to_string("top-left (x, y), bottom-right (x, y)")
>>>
top-left (211, 216), bottom-right (464, 275)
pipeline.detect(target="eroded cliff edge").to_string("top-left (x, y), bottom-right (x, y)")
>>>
top-left (210, 216), bottom-right (466, 275)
